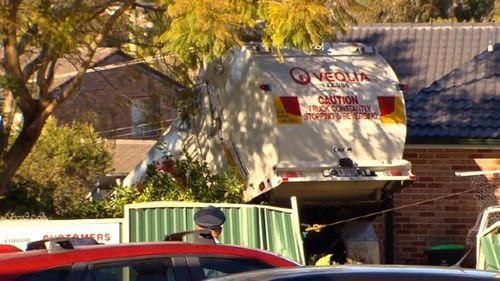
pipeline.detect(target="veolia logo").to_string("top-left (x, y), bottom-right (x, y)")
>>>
top-left (290, 67), bottom-right (371, 86)
top-left (289, 67), bottom-right (311, 85)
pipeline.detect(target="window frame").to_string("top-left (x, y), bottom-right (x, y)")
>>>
top-left (12, 265), bottom-right (73, 281)
top-left (70, 255), bottom-right (189, 281)
top-left (186, 254), bottom-right (277, 281)
top-left (130, 97), bottom-right (161, 138)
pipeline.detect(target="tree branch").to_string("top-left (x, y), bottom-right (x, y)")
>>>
top-left (131, 0), bottom-right (167, 12)
top-left (17, 23), bottom-right (38, 56)
top-left (88, 0), bottom-right (120, 17)
top-left (46, 58), bottom-right (57, 88)
top-left (4, 0), bottom-right (37, 117)
top-left (35, 58), bottom-right (50, 100)
top-left (22, 44), bottom-right (49, 80)
top-left (42, 0), bottom-right (135, 120)
top-left (4, 0), bottom-right (23, 79)
top-left (39, 58), bottom-right (57, 106)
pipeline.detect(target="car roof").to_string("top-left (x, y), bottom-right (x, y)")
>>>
top-left (0, 240), bottom-right (298, 278)
top-left (0, 245), bottom-right (22, 254)
top-left (205, 265), bottom-right (500, 281)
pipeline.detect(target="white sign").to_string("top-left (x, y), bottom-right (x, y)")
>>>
top-left (0, 219), bottom-right (121, 250)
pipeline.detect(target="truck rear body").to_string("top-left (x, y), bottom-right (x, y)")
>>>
top-left (192, 43), bottom-right (414, 207)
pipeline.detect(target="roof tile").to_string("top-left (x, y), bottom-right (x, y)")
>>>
top-left (106, 139), bottom-right (157, 175)
top-left (340, 24), bottom-right (500, 140)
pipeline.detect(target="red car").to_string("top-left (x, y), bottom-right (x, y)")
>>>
top-left (0, 230), bottom-right (299, 281)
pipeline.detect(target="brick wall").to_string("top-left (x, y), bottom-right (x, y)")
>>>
top-left (388, 145), bottom-right (500, 267)
top-left (54, 53), bottom-right (177, 139)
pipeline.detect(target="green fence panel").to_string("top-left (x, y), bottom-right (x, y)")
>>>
top-left (264, 208), bottom-right (301, 262)
top-left (123, 201), bottom-right (304, 264)
top-left (480, 234), bottom-right (500, 271)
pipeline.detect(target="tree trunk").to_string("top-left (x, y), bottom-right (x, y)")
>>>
top-left (0, 119), bottom-right (44, 195)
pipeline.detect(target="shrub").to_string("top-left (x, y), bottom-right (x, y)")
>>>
top-left (0, 117), bottom-right (113, 218)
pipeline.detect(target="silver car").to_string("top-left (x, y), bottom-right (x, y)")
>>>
top-left (204, 265), bottom-right (500, 281)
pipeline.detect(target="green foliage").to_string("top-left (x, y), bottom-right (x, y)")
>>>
top-left (159, 0), bottom-right (253, 67)
top-left (261, 0), bottom-right (333, 54)
top-left (452, 0), bottom-right (495, 22)
top-left (154, 143), bottom-right (244, 204)
top-left (75, 149), bottom-right (244, 218)
top-left (358, 0), bottom-right (496, 22)
top-left (0, 74), bottom-right (23, 93)
top-left (0, 117), bottom-right (113, 218)
top-left (157, 0), bottom-right (365, 67)
top-left (9, 1), bottom-right (108, 56)
top-left (141, 150), bottom-right (243, 203)
top-left (1, 178), bottom-right (55, 216)
top-left (75, 186), bottom-right (141, 219)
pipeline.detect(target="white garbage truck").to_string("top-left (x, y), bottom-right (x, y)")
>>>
top-left (124, 42), bottom-right (415, 264)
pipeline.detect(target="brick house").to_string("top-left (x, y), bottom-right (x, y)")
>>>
top-left (50, 25), bottom-right (499, 266)
top-left (53, 48), bottom-right (179, 139)
top-left (340, 23), bottom-right (500, 266)
top-left (52, 48), bottom-right (180, 182)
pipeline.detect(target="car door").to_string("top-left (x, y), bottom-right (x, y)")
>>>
top-left (8, 266), bottom-right (72, 281)
top-left (70, 256), bottom-right (190, 281)
top-left (186, 255), bottom-right (277, 280)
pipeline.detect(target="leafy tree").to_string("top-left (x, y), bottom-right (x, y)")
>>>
top-left (0, 116), bottom-right (112, 217)
top-left (0, 0), bottom-right (149, 195)
top-left (1, 0), bottom-right (367, 197)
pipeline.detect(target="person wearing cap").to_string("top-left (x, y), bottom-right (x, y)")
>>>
top-left (194, 205), bottom-right (226, 243)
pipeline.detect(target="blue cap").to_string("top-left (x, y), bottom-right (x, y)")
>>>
top-left (194, 206), bottom-right (226, 230)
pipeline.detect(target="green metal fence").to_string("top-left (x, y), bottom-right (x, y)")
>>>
top-left (480, 234), bottom-right (500, 271)
top-left (123, 201), bottom-right (305, 264)
top-left (475, 206), bottom-right (500, 271)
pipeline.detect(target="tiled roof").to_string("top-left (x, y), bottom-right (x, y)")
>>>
top-left (339, 23), bottom-right (500, 95)
top-left (49, 48), bottom-right (119, 90)
top-left (51, 48), bottom-right (182, 92)
top-left (406, 43), bottom-right (500, 140)
top-left (106, 139), bottom-right (157, 175)
top-left (339, 23), bottom-right (500, 141)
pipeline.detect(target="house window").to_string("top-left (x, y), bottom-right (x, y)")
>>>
top-left (131, 97), bottom-right (160, 138)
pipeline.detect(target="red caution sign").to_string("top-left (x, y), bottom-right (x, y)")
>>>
top-left (377, 96), bottom-right (406, 124)
top-left (274, 96), bottom-right (302, 124)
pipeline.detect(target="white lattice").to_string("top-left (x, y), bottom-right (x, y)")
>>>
top-left (456, 171), bottom-right (500, 248)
